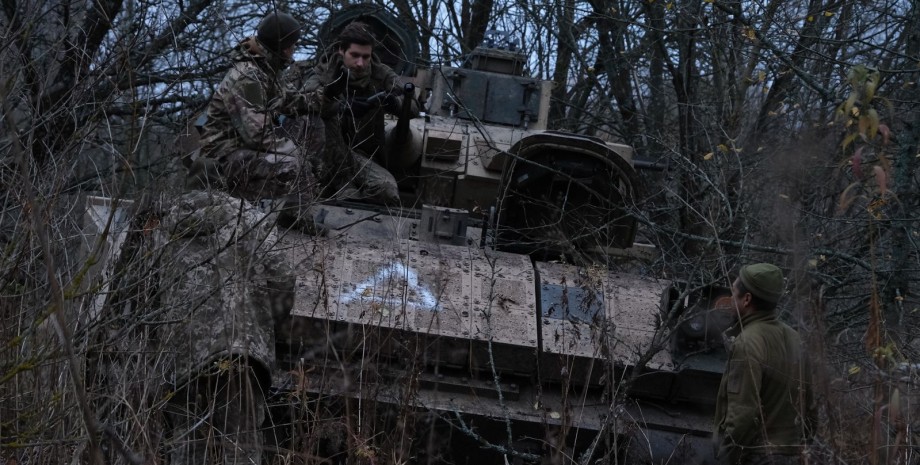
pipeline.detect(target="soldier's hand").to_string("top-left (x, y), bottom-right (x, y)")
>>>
top-left (383, 94), bottom-right (401, 114)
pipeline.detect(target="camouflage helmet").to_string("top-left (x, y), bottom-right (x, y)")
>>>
top-left (257, 11), bottom-right (301, 53)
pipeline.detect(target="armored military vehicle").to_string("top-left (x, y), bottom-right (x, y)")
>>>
top-left (261, 5), bottom-right (730, 464)
top-left (81, 5), bottom-right (732, 463)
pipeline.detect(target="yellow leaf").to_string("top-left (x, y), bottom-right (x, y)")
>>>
top-left (717, 144), bottom-right (729, 153)
top-left (758, 70), bottom-right (766, 82)
top-left (666, 2), bottom-right (673, 9)
top-left (824, 10), bottom-right (834, 17)
top-left (842, 92), bottom-right (858, 118)
top-left (745, 28), bottom-right (756, 40)
top-left (866, 69), bottom-right (879, 101)
top-left (216, 359), bottom-right (233, 372)
top-left (858, 115), bottom-right (869, 137)
top-left (840, 132), bottom-right (859, 150)
top-left (807, 15), bottom-right (814, 22)
top-left (703, 152), bottom-right (714, 160)
top-left (848, 365), bottom-right (860, 375)
top-left (867, 108), bottom-right (879, 139)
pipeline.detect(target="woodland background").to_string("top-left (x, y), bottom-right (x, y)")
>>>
top-left (0, 0), bottom-right (918, 463)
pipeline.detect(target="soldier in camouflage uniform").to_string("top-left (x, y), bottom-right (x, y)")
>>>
top-left (713, 263), bottom-right (818, 465)
top-left (193, 11), bottom-right (321, 203)
top-left (287, 21), bottom-right (419, 205)
top-left (155, 189), bottom-right (294, 464)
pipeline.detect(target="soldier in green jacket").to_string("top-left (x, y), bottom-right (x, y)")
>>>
top-left (287, 20), bottom-right (419, 205)
top-left (713, 263), bottom-right (818, 464)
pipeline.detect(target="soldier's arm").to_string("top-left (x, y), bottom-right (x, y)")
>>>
top-left (226, 73), bottom-right (297, 154)
top-left (380, 65), bottom-right (419, 118)
top-left (718, 339), bottom-right (764, 464)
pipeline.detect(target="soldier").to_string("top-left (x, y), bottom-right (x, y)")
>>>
top-left (289, 20), bottom-right (418, 205)
top-left (713, 263), bottom-right (818, 465)
top-left (192, 10), bottom-right (320, 204)
top-left (154, 190), bottom-right (294, 464)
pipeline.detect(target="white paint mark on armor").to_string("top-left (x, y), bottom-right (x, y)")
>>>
top-left (344, 261), bottom-right (438, 311)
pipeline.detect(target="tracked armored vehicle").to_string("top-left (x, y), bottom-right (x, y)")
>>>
top-left (261, 6), bottom-right (729, 464)
top-left (81, 5), bottom-right (732, 463)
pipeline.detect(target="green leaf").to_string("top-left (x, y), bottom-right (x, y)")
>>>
top-left (847, 65), bottom-right (868, 87)
top-left (865, 68), bottom-right (880, 102)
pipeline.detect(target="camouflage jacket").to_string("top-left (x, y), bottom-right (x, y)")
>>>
top-left (153, 190), bottom-right (294, 388)
top-left (713, 310), bottom-right (817, 464)
top-left (200, 38), bottom-right (320, 160)
top-left (289, 51), bottom-right (417, 158)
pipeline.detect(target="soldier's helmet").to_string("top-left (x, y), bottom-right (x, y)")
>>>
top-left (257, 11), bottom-right (301, 53)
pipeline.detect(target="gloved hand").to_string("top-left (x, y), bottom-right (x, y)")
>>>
top-left (383, 93), bottom-right (401, 114)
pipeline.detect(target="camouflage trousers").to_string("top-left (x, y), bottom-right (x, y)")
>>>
top-left (165, 360), bottom-right (266, 465)
top-left (323, 150), bottom-right (399, 205)
top-left (187, 148), bottom-right (316, 203)
top-left (221, 148), bottom-right (316, 202)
